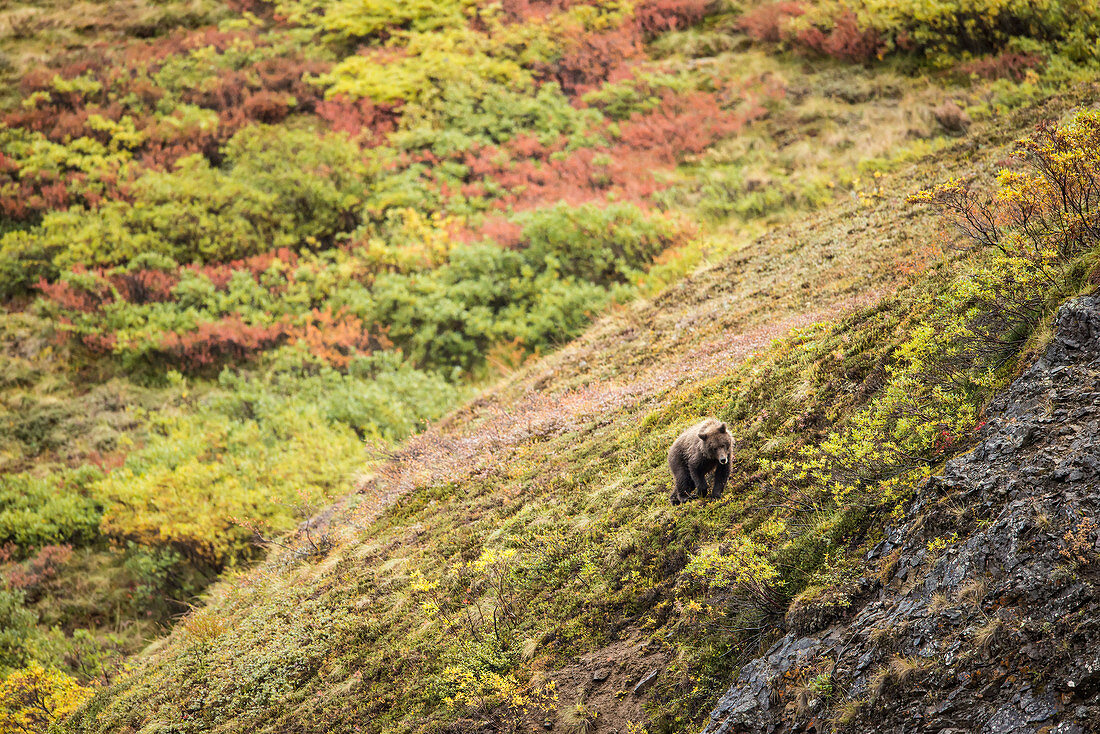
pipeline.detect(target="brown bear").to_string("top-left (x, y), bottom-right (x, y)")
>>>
top-left (668, 418), bottom-right (732, 505)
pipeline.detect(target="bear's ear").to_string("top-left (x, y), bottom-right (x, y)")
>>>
top-left (717, 422), bottom-right (727, 433)
top-left (698, 429), bottom-right (710, 441)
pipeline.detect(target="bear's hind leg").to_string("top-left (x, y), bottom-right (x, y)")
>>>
top-left (671, 463), bottom-right (695, 504)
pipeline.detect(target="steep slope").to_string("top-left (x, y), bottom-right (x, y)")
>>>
top-left (65, 84), bottom-right (1100, 733)
top-left (6, 0), bottom-right (1100, 730)
top-left (702, 293), bottom-right (1100, 734)
top-left (0, 0), bottom-right (976, 688)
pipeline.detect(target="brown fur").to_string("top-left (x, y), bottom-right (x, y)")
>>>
top-left (667, 418), bottom-right (733, 505)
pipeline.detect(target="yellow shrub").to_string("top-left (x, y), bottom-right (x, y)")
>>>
top-left (0, 663), bottom-right (91, 734)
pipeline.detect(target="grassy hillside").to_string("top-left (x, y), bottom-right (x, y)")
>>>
top-left (4, 0), bottom-right (1100, 731)
top-left (63, 84), bottom-right (1100, 732)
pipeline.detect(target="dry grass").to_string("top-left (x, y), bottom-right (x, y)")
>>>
top-left (887, 654), bottom-right (923, 683)
top-left (929, 592), bottom-right (952, 614)
top-left (181, 608), bottom-right (227, 645)
top-left (944, 499), bottom-right (969, 523)
top-left (870, 655), bottom-right (928, 699)
top-left (955, 578), bottom-right (988, 609)
top-left (877, 548), bottom-right (901, 584)
top-left (829, 698), bottom-right (864, 728)
top-left (868, 620), bottom-right (907, 650)
top-left (562, 701), bottom-right (599, 734)
top-left (973, 617), bottom-right (1003, 655)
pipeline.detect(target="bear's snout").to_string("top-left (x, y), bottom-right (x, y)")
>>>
top-left (718, 456), bottom-right (728, 464)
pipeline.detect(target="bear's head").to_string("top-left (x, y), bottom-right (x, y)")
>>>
top-left (699, 422), bottom-right (732, 464)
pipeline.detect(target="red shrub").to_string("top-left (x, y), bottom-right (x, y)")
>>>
top-left (117, 304), bottom-right (391, 372)
top-left (288, 308), bottom-right (392, 368)
top-left (618, 91), bottom-right (754, 163)
top-left (506, 133), bottom-right (553, 160)
top-left (5, 544), bottom-right (73, 593)
top-left (241, 90), bottom-right (295, 124)
top-left (464, 216), bottom-right (525, 247)
top-left (159, 317), bottom-right (288, 369)
top-left (457, 82), bottom-right (779, 212)
top-left (316, 95), bottom-right (400, 145)
top-left (498, 0), bottom-right (578, 23)
top-left (956, 51), bottom-right (1043, 81)
top-left (37, 275), bottom-right (110, 312)
top-left (553, 25), bottom-right (643, 95)
top-left (142, 113), bottom-right (223, 167)
top-left (634, 0), bottom-right (710, 38)
top-left (109, 269), bottom-right (180, 304)
top-left (80, 331), bottom-right (118, 353)
top-left (188, 248), bottom-right (300, 289)
top-left (796, 10), bottom-right (886, 63)
top-left (736, 1), bottom-right (807, 43)
top-left (227, 0), bottom-right (273, 12)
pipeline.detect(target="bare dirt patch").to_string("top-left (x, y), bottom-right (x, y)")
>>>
top-left (533, 631), bottom-right (671, 733)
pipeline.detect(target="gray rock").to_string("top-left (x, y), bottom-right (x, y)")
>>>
top-left (698, 296), bottom-right (1100, 734)
top-left (633, 669), bottom-right (660, 696)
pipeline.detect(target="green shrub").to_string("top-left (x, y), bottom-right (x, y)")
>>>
top-left (517, 202), bottom-right (680, 287)
top-left (793, 0), bottom-right (1100, 61)
top-left (216, 348), bottom-right (464, 441)
top-left (0, 128), bottom-right (367, 284)
top-left (0, 588), bottom-right (38, 673)
top-left (0, 469), bottom-right (103, 552)
top-left (94, 401), bottom-right (362, 566)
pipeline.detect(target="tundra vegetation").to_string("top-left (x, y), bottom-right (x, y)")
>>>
top-left (3, 0), bottom-right (1100, 731)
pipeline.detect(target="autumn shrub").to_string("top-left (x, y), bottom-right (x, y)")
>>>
top-left (634, 0), bottom-right (712, 39)
top-left (784, 0), bottom-right (1100, 62)
top-left (216, 348), bottom-right (463, 441)
top-left (784, 109), bottom-right (1100, 513)
top-left (684, 538), bottom-right (787, 616)
top-left (0, 469), bottom-right (103, 552)
top-left (29, 627), bottom-right (125, 690)
top-left (94, 400), bottom-right (363, 567)
top-left (794, 9), bottom-right (886, 63)
top-left (0, 662), bottom-right (92, 732)
top-left (736, 1), bottom-right (806, 44)
top-left (580, 71), bottom-right (693, 120)
top-left (552, 23), bottom-right (642, 94)
top-left (370, 202), bottom-right (679, 370)
top-left (369, 242), bottom-right (606, 371)
top-left (219, 126), bottom-right (369, 244)
top-left (0, 588), bottom-right (38, 672)
top-left (5, 27), bottom-right (331, 173)
top-left (0, 125), bottom-right (134, 224)
top-left (315, 95), bottom-right (400, 144)
top-left (5, 545), bottom-right (73, 595)
top-left (956, 51), bottom-right (1044, 81)
top-left (275, 0), bottom-right (471, 41)
top-left (0, 127), bottom-right (367, 293)
top-left (318, 26), bottom-right (535, 108)
top-left (38, 195), bottom-right (684, 376)
top-left (518, 202), bottom-right (679, 286)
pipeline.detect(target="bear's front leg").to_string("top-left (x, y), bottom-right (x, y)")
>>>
top-left (711, 462), bottom-right (730, 499)
top-left (689, 466), bottom-right (711, 498)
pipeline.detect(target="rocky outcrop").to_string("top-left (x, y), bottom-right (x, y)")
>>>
top-left (702, 295), bottom-right (1100, 734)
